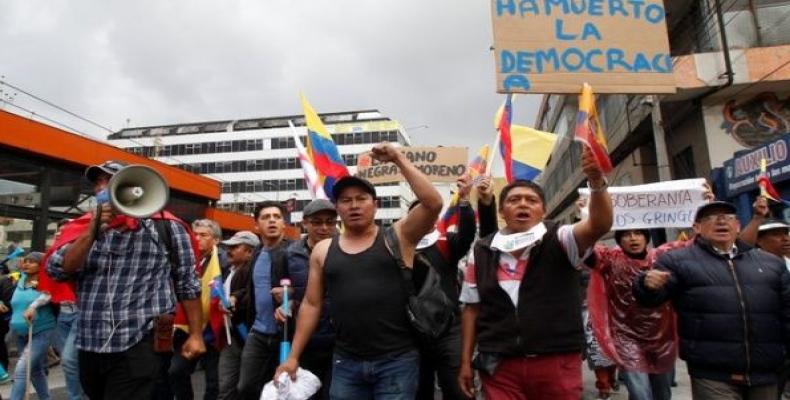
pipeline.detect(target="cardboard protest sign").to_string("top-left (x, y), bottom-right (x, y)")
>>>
top-left (356, 147), bottom-right (468, 184)
top-left (491, 0), bottom-right (676, 94)
top-left (579, 179), bottom-right (707, 230)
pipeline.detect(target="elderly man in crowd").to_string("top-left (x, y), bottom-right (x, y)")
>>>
top-left (635, 201), bottom-right (790, 400)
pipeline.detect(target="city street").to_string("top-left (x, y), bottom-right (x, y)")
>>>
top-left (0, 357), bottom-right (693, 399)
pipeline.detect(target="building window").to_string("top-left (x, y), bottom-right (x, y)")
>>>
top-left (672, 146), bottom-right (696, 179)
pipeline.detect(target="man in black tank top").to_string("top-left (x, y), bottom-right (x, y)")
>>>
top-left (275, 143), bottom-right (442, 400)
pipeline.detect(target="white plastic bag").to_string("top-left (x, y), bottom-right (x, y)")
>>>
top-left (260, 367), bottom-right (321, 400)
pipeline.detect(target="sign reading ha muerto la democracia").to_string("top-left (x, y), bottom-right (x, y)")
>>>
top-left (491, 0), bottom-right (677, 94)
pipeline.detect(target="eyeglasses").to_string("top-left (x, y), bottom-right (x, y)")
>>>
top-left (699, 213), bottom-right (737, 223)
top-left (307, 219), bottom-right (337, 227)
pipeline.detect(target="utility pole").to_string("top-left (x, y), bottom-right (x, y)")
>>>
top-left (649, 95), bottom-right (678, 241)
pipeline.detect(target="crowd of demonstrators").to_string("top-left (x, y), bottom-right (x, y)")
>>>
top-left (276, 143), bottom-right (443, 399)
top-left (9, 251), bottom-right (55, 400)
top-left (579, 184), bottom-right (715, 400)
top-left (407, 172), bottom-right (497, 400)
top-left (583, 316), bottom-right (618, 400)
top-left (47, 160), bottom-right (205, 400)
top-left (458, 146), bottom-right (613, 400)
top-left (634, 199), bottom-right (790, 400)
top-left (584, 227), bottom-right (686, 400)
top-left (164, 218), bottom-right (229, 400)
top-left (276, 198), bottom-right (338, 400)
top-left (217, 230), bottom-right (258, 400)
top-left (4, 149), bottom-right (790, 400)
top-left (0, 267), bottom-right (12, 382)
top-left (235, 201), bottom-right (292, 399)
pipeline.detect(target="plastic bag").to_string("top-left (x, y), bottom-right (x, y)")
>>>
top-left (260, 368), bottom-right (321, 400)
top-left (587, 244), bottom-right (681, 373)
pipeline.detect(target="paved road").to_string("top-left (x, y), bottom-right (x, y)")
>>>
top-left (1, 357), bottom-right (694, 399)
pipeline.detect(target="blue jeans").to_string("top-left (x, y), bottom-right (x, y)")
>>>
top-left (52, 308), bottom-right (84, 400)
top-left (10, 328), bottom-right (54, 400)
top-left (622, 370), bottom-right (672, 400)
top-left (330, 350), bottom-right (419, 400)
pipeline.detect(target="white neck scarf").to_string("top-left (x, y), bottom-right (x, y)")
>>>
top-left (490, 222), bottom-right (548, 253)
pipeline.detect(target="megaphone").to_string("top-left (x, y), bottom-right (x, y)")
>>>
top-left (102, 165), bottom-right (170, 218)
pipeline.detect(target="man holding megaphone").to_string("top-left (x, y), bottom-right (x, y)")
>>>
top-left (44, 160), bottom-right (205, 400)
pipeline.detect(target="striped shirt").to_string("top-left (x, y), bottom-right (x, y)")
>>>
top-left (47, 219), bottom-right (200, 353)
top-left (459, 224), bottom-right (587, 306)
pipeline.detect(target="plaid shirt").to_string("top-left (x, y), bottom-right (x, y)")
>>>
top-left (48, 219), bottom-right (200, 353)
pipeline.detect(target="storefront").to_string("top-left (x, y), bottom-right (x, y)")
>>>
top-left (715, 133), bottom-right (790, 223)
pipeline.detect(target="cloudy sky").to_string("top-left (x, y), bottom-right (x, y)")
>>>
top-left (0, 0), bottom-right (541, 157)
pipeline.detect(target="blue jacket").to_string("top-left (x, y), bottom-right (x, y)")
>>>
top-left (634, 237), bottom-right (790, 386)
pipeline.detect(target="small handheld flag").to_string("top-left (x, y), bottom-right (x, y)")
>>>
top-left (493, 95), bottom-right (557, 182)
top-left (289, 120), bottom-right (328, 200)
top-left (469, 145), bottom-right (490, 185)
top-left (209, 278), bottom-right (233, 346)
top-left (497, 94), bottom-right (514, 182)
top-left (758, 158), bottom-right (790, 205)
top-left (575, 83), bottom-right (613, 173)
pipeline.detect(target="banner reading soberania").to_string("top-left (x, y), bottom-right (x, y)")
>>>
top-left (579, 179), bottom-right (707, 230)
top-left (491, 0), bottom-right (676, 94)
top-left (356, 147), bottom-right (468, 184)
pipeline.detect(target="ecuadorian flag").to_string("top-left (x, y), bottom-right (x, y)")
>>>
top-left (575, 83), bottom-right (613, 173)
top-left (301, 94), bottom-right (350, 199)
top-left (495, 96), bottom-right (557, 182)
top-left (511, 126), bottom-right (557, 181)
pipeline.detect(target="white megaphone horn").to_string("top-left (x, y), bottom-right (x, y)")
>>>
top-left (105, 165), bottom-right (170, 218)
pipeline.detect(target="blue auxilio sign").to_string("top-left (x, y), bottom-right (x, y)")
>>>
top-left (723, 134), bottom-right (790, 198)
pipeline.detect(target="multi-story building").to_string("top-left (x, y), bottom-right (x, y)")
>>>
top-left (536, 0), bottom-right (790, 232)
top-left (107, 110), bottom-right (416, 226)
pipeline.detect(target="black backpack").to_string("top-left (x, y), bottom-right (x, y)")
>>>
top-left (383, 227), bottom-right (454, 341)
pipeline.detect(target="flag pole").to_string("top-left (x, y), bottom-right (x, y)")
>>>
top-left (760, 158), bottom-right (768, 198)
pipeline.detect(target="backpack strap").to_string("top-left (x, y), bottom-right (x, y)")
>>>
top-left (383, 226), bottom-right (417, 296)
top-left (153, 219), bottom-right (180, 278)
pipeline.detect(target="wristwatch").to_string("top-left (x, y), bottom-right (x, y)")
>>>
top-left (587, 178), bottom-right (609, 193)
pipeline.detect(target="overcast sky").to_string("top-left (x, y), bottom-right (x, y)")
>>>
top-left (0, 0), bottom-right (541, 159)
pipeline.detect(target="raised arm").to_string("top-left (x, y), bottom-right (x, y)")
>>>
top-left (477, 175), bottom-right (499, 238)
top-left (58, 204), bottom-right (113, 275)
top-left (739, 196), bottom-right (769, 246)
top-left (374, 144), bottom-right (442, 246)
top-left (447, 174), bottom-right (476, 261)
top-left (572, 146), bottom-right (613, 254)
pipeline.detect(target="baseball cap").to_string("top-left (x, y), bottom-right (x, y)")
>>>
top-left (23, 251), bottom-right (45, 264)
top-left (331, 176), bottom-right (377, 202)
top-left (758, 219), bottom-right (790, 233)
top-left (85, 160), bottom-right (128, 183)
top-left (221, 231), bottom-right (260, 248)
top-left (694, 201), bottom-right (738, 222)
top-left (302, 199), bottom-right (336, 218)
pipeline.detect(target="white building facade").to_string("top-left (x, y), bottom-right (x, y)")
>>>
top-left (107, 110), bottom-right (414, 226)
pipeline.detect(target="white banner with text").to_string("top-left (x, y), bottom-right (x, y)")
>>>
top-left (579, 178), bottom-right (707, 230)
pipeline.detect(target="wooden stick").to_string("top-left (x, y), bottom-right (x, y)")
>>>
top-left (24, 323), bottom-right (32, 400)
